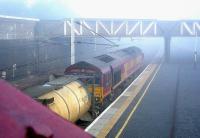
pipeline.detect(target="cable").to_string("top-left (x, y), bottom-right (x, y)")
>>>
top-left (74, 41), bottom-right (118, 47)
top-left (74, 21), bottom-right (119, 47)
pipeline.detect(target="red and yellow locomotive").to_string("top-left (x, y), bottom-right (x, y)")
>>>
top-left (65, 46), bottom-right (144, 116)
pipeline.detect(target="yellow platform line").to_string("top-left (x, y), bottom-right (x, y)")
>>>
top-left (115, 63), bottom-right (162, 138)
top-left (96, 64), bottom-right (159, 138)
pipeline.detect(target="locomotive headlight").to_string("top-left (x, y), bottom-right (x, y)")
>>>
top-left (95, 97), bottom-right (99, 101)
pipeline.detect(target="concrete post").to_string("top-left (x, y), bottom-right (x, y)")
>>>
top-left (164, 36), bottom-right (171, 62)
top-left (64, 19), bottom-right (75, 65)
top-left (70, 18), bottom-right (75, 65)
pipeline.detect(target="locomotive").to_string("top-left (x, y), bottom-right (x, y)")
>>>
top-left (36, 46), bottom-right (144, 122)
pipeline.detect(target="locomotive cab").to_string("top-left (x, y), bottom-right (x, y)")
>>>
top-left (65, 61), bottom-right (109, 116)
top-left (65, 61), bottom-right (106, 102)
top-left (64, 47), bottom-right (144, 117)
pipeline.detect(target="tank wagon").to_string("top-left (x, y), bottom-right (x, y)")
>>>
top-left (38, 46), bottom-right (144, 122)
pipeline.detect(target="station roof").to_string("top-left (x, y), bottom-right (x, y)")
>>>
top-left (0, 15), bottom-right (39, 21)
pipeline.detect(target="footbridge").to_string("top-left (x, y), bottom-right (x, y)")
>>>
top-left (64, 19), bottom-right (200, 62)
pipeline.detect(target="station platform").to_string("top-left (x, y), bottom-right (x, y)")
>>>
top-left (86, 60), bottom-right (200, 137)
top-left (117, 63), bottom-right (200, 138)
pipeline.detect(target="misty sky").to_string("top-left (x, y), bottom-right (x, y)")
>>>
top-left (0, 0), bottom-right (199, 19)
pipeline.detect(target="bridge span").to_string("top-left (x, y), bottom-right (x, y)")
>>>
top-left (64, 19), bottom-right (200, 62)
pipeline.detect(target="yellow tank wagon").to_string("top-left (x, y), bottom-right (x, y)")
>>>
top-left (39, 79), bottom-right (91, 122)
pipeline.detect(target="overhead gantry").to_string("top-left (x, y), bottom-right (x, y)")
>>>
top-left (63, 19), bottom-right (200, 63)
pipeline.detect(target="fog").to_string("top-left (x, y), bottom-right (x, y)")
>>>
top-left (171, 37), bottom-right (200, 64)
top-left (75, 37), bottom-right (163, 65)
top-left (1, 0), bottom-right (200, 19)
